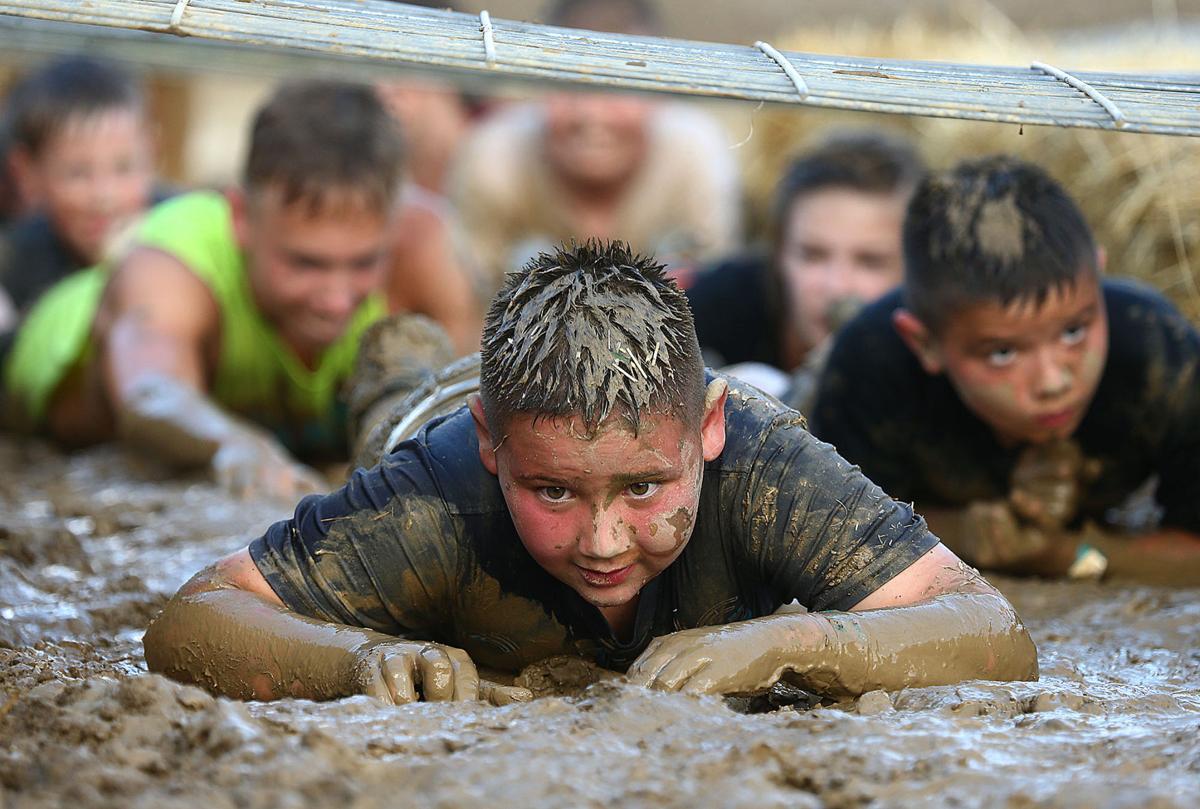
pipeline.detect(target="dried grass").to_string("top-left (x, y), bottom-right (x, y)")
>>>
top-left (741, 1), bottom-right (1200, 321)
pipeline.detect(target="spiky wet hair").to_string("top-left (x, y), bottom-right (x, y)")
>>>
top-left (903, 156), bottom-right (1098, 332)
top-left (480, 241), bottom-right (705, 435)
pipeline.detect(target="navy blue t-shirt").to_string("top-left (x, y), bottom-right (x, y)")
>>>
top-left (251, 375), bottom-right (937, 672)
top-left (812, 279), bottom-right (1200, 534)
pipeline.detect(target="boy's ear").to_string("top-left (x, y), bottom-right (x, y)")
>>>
top-left (1095, 246), bottom-right (1107, 274)
top-left (700, 379), bottom-right (728, 462)
top-left (892, 308), bottom-right (944, 374)
top-left (468, 394), bottom-right (500, 476)
top-left (226, 188), bottom-right (251, 250)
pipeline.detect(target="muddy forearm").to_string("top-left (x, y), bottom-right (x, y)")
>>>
top-left (115, 373), bottom-right (248, 467)
top-left (922, 504), bottom-right (1077, 576)
top-left (785, 592), bottom-right (1038, 697)
top-left (144, 587), bottom-right (387, 701)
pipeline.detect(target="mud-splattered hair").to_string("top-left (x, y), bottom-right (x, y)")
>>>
top-left (480, 241), bottom-right (705, 435)
top-left (903, 156), bottom-right (1098, 333)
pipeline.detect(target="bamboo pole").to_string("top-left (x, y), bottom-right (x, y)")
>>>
top-left (0, 0), bottom-right (1198, 136)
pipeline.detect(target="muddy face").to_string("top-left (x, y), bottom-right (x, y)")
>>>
top-left (236, 186), bottom-right (391, 363)
top-left (927, 275), bottom-right (1108, 445)
top-left (479, 408), bottom-right (716, 628)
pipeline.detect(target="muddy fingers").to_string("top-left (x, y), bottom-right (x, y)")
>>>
top-left (479, 680), bottom-right (533, 706)
top-left (355, 641), bottom-right (484, 704)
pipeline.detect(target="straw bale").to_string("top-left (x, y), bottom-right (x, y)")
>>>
top-left (741, 3), bottom-right (1200, 322)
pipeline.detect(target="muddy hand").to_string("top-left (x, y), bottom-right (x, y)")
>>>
top-left (480, 680), bottom-right (534, 706)
top-left (212, 433), bottom-right (327, 501)
top-left (1008, 439), bottom-right (1089, 529)
top-left (959, 501), bottom-right (1057, 569)
top-left (625, 620), bottom-right (796, 696)
top-left (355, 640), bottom-right (481, 704)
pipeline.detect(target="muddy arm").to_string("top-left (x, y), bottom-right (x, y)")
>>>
top-left (925, 503), bottom-right (1200, 585)
top-left (94, 249), bottom-right (323, 498)
top-left (144, 549), bottom-right (524, 704)
top-left (626, 544), bottom-right (1037, 698)
top-left (144, 553), bottom-right (387, 701)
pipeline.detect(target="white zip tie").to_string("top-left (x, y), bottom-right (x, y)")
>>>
top-left (479, 10), bottom-right (497, 65)
top-left (755, 40), bottom-right (809, 100)
top-left (1031, 61), bottom-right (1126, 128)
top-left (169, 0), bottom-right (192, 30)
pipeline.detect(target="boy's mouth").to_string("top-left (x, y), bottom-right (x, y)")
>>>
top-left (1035, 406), bottom-right (1078, 430)
top-left (576, 564), bottom-right (634, 587)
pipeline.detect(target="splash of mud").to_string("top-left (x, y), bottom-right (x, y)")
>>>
top-left (1, 436), bottom-right (1198, 808)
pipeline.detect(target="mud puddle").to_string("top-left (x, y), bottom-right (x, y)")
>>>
top-left (1, 436), bottom-right (1197, 808)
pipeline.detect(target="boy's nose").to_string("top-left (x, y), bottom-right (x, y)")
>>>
top-left (578, 507), bottom-right (632, 560)
top-left (1033, 350), bottom-right (1074, 399)
top-left (316, 276), bottom-right (357, 320)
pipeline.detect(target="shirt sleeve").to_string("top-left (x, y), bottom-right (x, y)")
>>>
top-left (734, 413), bottom-right (939, 612)
top-left (249, 452), bottom-right (462, 637)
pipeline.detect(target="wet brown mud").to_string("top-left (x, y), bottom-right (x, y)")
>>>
top-left (1, 436), bottom-right (1199, 808)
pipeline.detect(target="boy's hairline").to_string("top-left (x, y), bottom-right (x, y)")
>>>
top-left (240, 182), bottom-right (399, 217)
top-left (15, 98), bottom-right (149, 157)
top-left (904, 261), bottom-right (1103, 335)
top-left (479, 392), bottom-right (703, 440)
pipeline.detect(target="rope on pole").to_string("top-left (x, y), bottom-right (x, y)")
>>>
top-left (169, 0), bottom-right (191, 31)
top-left (755, 40), bottom-right (810, 101)
top-left (2, 1), bottom-right (1198, 136)
top-left (1031, 60), bottom-right (1127, 128)
top-left (479, 9), bottom-right (496, 66)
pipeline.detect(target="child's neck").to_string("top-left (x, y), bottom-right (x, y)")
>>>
top-left (600, 597), bottom-right (639, 642)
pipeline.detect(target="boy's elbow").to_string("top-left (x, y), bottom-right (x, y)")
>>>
top-left (982, 591), bottom-right (1039, 682)
top-left (143, 553), bottom-right (263, 675)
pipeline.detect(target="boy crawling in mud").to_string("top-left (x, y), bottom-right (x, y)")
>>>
top-left (146, 242), bottom-right (1036, 705)
top-left (813, 157), bottom-right (1200, 584)
top-left (2, 81), bottom-right (403, 501)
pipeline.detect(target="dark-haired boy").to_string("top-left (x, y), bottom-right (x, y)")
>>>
top-left (687, 130), bottom-right (923, 409)
top-left (144, 241), bottom-right (1035, 706)
top-left (812, 157), bottom-right (1200, 583)
top-left (3, 81), bottom-right (404, 500)
top-left (0, 56), bottom-right (160, 319)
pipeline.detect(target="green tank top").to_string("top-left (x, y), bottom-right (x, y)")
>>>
top-left (3, 191), bottom-right (384, 458)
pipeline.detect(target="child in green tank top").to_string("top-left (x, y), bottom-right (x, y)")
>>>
top-left (3, 81), bottom-right (405, 501)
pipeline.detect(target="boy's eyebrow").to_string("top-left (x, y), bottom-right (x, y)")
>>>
top-left (513, 468), bottom-right (680, 486)
top-left (1066, 302), bottom-right (1100, 321)
top-left (283, 248), bottom-right (329, 267)
top-left (609, 469), bottom-right (680, 486)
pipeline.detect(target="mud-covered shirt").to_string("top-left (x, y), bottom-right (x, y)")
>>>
top-left (250, 376), bottom-right (938, 672)
top-left (811, 280), bottom-right (1200, 534)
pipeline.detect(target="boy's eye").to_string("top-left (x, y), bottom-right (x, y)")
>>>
top-left (1062, 324), bottom-right (1088, 346)
top-left (626, 482), bottom-right (659, 498)
top-left (987, 347), bottom-right (1017, 368)
top-left (539, 486), bottom-right (571, 502)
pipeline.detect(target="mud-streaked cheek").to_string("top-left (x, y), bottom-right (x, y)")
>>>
top-left (949, 360), bottom-right (1026, 424)
top-left (508, 491), bottom-right (582, 563)
top-left (634, 488), bottom-right (700, 558)
top-left (1075, 337), bottom-right (1108, 402)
